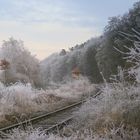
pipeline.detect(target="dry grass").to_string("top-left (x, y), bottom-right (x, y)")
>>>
top-left (0, 77), bottom-right (96, 128)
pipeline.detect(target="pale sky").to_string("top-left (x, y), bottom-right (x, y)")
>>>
top-left (0, 0), bottom-right (139, 60)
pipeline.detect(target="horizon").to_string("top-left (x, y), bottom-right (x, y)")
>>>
top-left (0, 0), bottom-right (139, 60)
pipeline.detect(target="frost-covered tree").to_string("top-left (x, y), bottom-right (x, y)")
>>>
top-left (95, 1), bottom-right (140, 81)
top-left (69, 34), bottom-right (140, 139)
top-left (41, 38), bottom-right (103, 86)
top-left (0, 38), bottom-right (42, 87)
top-left (59, 49), bottom-right (67, 56)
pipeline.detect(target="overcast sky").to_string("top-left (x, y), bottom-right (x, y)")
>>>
top-left (0, 0), bottom-right (139, 60)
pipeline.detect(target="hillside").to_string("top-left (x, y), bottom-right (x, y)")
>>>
top-left (0, 1), bottom-right (140, 140)
top-left (41, 1), bottom-right (140, 86)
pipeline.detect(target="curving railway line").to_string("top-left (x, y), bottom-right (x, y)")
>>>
top-left (0, 90), bottom-right (101, 137)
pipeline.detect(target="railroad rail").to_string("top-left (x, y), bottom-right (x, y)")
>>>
top-left (0, 90), bottom-right (101, 136)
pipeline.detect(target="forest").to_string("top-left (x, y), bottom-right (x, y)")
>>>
top-left (0, 1), bottom-right (140, 140)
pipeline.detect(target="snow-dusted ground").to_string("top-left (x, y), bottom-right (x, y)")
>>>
top-left (0, 77), bottom-right (97, 128)
top-left (2, 78), bottom-right (140, 140)
top-left (2, 127), bottom-right (140, 140)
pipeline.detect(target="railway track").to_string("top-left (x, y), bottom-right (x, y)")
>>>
top-left (0, 90), bottom-right (101, 136)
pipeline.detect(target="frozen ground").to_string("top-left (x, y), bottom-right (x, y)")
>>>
top-left (0, 77), bottom-right (97, 128)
